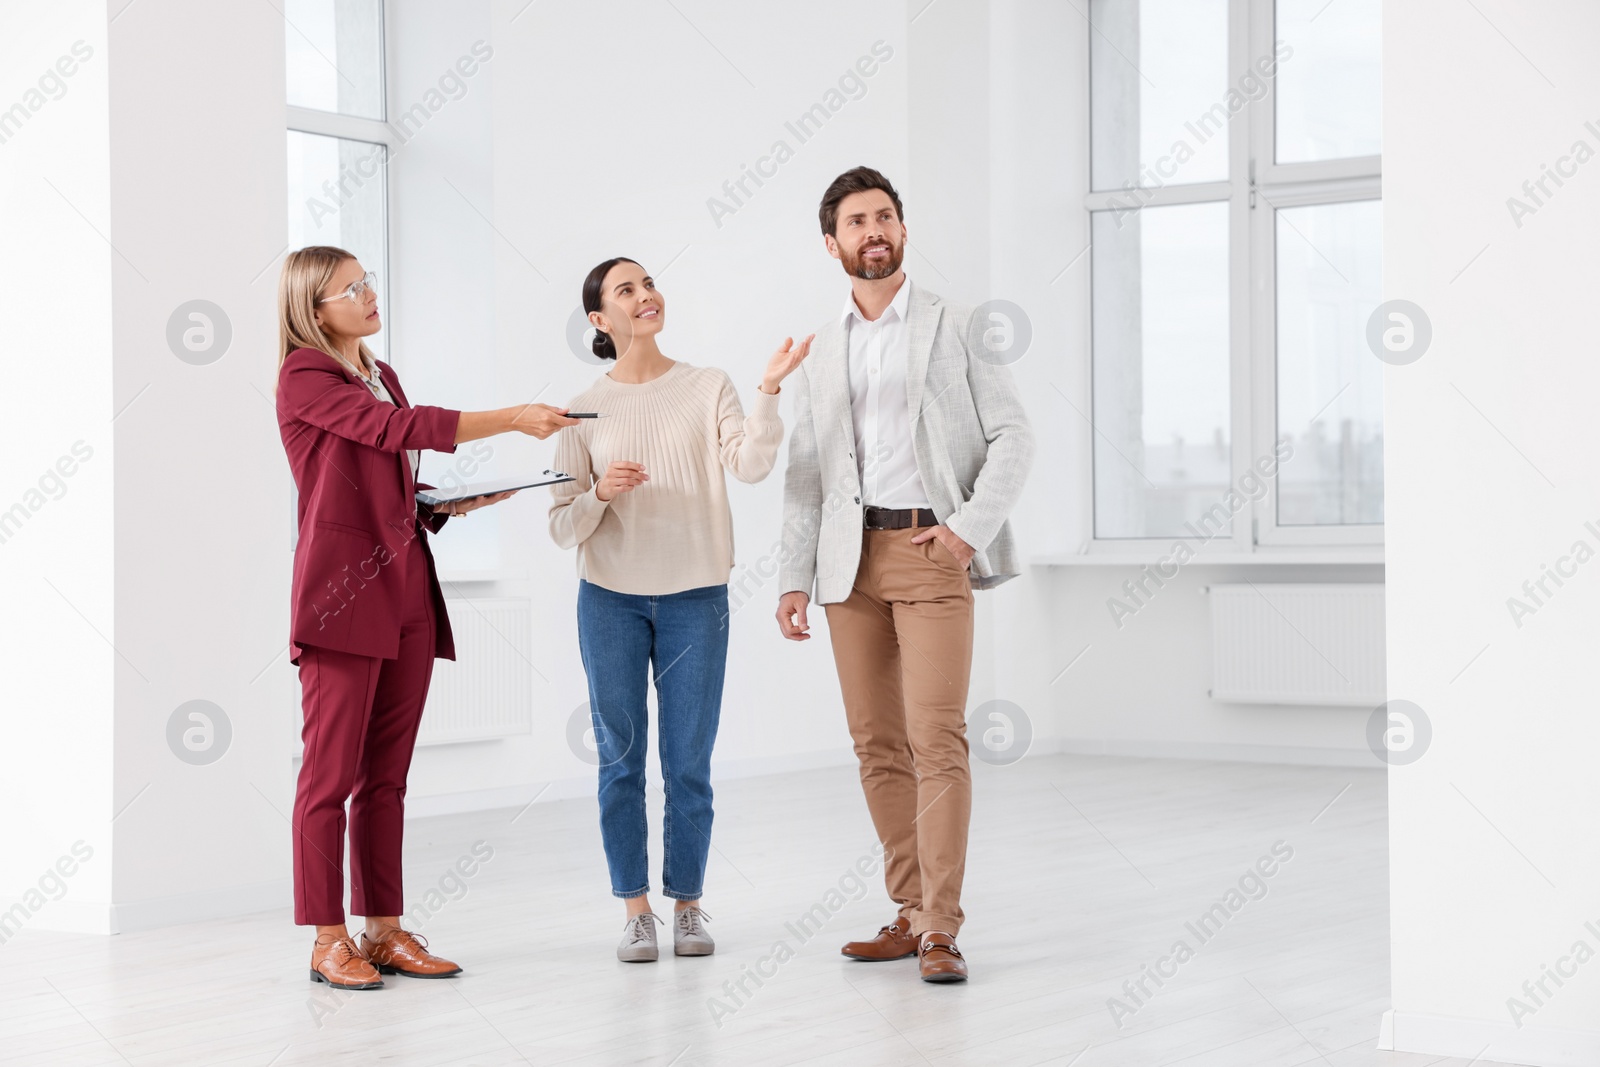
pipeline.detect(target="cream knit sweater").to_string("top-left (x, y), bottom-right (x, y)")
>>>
top-left (548, 361), bottom-right (783, 595)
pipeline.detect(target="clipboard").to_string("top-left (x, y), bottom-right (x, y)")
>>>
top-left (415, 470), bottom-right (575, 507)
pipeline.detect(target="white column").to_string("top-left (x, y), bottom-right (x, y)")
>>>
top-left (0, 0), bottom-right (116, 936)
top-left (103, 0), bottom-right (293, 929)
top-left (0, 0), bottom-right (293, 934)
top-left (1385, 2), bottom-right (1600, 1063)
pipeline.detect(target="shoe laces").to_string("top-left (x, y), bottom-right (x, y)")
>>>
top-left (675, 906), bottom-right (711, 936)
top-left (625, 912), bottom-right (663, 944)
top-left (316, 933), bottom-right (363, 965)
top-left (369, 927), bottom-right (428, 956)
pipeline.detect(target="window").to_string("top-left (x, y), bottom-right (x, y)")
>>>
top-left (1087, 0), bottom-right (1382, 549)
top-left (285, 0), bottom-right (385, 119)
top-left (284, 0), bottom-right (393, 358)
top-left (1091, 202), bottom-right (1231, 539)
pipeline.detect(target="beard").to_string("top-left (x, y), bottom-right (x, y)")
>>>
top-left (843, 237), bottom-right (904, 280)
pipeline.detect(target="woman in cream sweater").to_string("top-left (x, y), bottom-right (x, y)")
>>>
top-left (550, 257), bottom-right (811, 962)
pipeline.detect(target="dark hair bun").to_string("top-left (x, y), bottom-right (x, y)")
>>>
top-left (581, 256), bottom-right (640, 364)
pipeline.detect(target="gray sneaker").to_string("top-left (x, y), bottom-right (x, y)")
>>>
top-left (673, 905), bottom-right (715, 956)
top-left (617, 912), bottom-right (662, 963)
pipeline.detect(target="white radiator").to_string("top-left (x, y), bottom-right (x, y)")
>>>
top-left (417, 597), bottom-right (536, 745)
top-left (1206, 583), bottom-right (1385, 706)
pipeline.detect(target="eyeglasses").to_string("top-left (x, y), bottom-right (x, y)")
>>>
top-left (317, 271), bottom-right (378, 305)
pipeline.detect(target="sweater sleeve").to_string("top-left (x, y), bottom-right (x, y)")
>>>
top-left (714, 372), bottom-right (783, 484)
top-left (547, 423), bottom-right (610, 549)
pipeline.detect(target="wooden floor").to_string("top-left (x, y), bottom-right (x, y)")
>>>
top-left (1, 754), bottom-right (1523, 1067)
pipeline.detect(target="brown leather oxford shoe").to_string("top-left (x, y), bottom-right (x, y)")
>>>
top-left (309, 933), bottom-right (383, 990)
top-left (918, 931), bottom-right (968, 983)
top-left (841, 916), bottom-right (918, 961)
top-left (358, 927), bottom-right (463, 979)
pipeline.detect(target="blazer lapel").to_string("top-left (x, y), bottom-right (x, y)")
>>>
top-left (810, 318), bottom-right (856, 453)
top-left (378, 362), bottom-right (408, 408)
top-left (905, 282), bottom-right (940, 427)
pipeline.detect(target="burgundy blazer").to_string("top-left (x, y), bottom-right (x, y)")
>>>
top-left (276, 346), bottom-right (462, 664)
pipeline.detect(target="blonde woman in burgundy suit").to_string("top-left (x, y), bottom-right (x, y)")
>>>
top-left (275, 245), bottom-right (577, 989)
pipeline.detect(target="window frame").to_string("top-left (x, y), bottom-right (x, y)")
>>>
top-left (1083, 0), bottom-right (1383, 559)
top-left (285, 0), bottom-right (401, 365)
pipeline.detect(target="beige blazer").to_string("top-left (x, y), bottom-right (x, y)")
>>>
top-left (778, 282), bottom-right (1035, 604)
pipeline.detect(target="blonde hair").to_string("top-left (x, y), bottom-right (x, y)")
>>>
top-left (277, 245), bottom-right (376, 373)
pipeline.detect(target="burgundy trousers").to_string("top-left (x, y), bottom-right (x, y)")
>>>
top-left (292, 530), bottom-right (437, 926)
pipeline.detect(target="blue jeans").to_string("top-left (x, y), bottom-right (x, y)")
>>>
top-left (576, 580), bottom-right (729, 900)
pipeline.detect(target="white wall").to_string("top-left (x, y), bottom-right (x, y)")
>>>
top-left (0, 0), bottom-right (115, 934)
top-left (1042, 563), bottom-right (1383, 762)
top-left (985, 0), bottom-right (1091, 760)
top-left (1384, 3), bottom-right (1600, 1063)
top-left (394, 0), bottom-right (917, 811)
top-left (107, 0), bottom-right (291, 927)
top-left (0, 0), bottom-right (290, 933)
top-left (393, 0), bottom-right (1381, 817)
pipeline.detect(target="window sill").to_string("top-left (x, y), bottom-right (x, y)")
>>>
top-left (436, 569), bottom-right (521, 584)
top-left (1032, 548), bottom-right (1383, 567)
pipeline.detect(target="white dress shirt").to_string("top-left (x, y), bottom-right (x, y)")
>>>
top-left (843, 276), bottom-right (929, 509)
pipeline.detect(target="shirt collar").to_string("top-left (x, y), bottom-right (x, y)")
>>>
top-left (840, 275), bottom-right (911, 328)
top-left (332, 348), bottom-right (381, 386)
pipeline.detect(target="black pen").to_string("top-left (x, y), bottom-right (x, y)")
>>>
top-left (565, 412), bottom-right (609, 418)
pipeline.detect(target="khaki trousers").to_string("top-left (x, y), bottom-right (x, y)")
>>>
top-left (824, 526), bottom-right (974, 936)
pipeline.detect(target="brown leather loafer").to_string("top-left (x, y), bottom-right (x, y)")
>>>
top-left (841, 916), bottom-right (918, 961)
top-left (918, 932), bottom-right (968, 983)
top-left (310, 933), bottom-right (383, 990)
top-left (358, 927), bottom-right (463, 979)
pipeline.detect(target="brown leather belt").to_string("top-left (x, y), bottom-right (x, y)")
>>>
top-left (863, 506), bottom-right (939, 530)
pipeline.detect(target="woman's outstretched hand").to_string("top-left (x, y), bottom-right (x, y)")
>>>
top-left (432, 489), bottom-right (518, 516)
top-left (760, 334), bottom-right (815, 394)
top-left (511, 404), bottom-right (582, 439)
